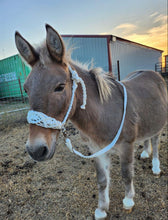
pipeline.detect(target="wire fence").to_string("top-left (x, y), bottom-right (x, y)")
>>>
top-left (0, 77), bottom-right (29, 130)
top-left (155, 61), bottom-right (168, 76)
top-left (0, 55), bottom-right (31, 130)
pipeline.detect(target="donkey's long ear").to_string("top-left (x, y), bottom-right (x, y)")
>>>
top-left (46, 24), bottom-right (65, 62)
top-left (15, 32), bottom-right (39, 66)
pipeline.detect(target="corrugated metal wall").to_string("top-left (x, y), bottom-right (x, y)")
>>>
top-left (62, 36), bottom-right (109, 72)
top-left (110, 39), bottom-right (162, 79)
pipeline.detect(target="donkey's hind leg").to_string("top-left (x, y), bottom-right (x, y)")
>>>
top-left (94, 155), bottom-right (110, 220)
top-left (140, 139), bottom-right (151, 159)
top-left (120, 142), bottom-right (135, 212)
top-left (151, 135), bottom-right (161, 175)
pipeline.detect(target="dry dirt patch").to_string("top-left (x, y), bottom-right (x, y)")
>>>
top-left (0, 123), bottom-right (167, 220)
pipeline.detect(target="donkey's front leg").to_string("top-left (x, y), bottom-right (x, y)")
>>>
top-left (140, 139), bottom-right (151, 159)
top-left (119, 142), bottom-right (135, 212)
top-left (94, 155), bottom-right (111, 220)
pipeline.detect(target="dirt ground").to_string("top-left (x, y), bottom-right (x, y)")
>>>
top-left (0, 120), bottom-right (167, 220)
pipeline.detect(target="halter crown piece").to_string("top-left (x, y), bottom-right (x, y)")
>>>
top-left (27, 65), bottom-right (127, 159)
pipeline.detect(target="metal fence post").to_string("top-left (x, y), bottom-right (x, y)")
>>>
top-left (117, 60), bottom-right (120, 81)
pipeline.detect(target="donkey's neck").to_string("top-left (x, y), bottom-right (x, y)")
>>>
top-left (70, 64), bottom-right (123, 146)
top-left (71, 65), bottom-right (101, 128)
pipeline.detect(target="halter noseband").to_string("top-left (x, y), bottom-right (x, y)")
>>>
top-left (27, 65), bottom-right (127, 159)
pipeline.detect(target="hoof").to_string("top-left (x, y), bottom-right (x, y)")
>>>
top-left (153, 173), bottom-right (160, 178)
top-left (141, 151), bottom-right (149, 159)
top-left (95, 208), bottom-right (107, 220)
top-left (152, 168), bottom-right (161, 175)
top-left (123, 207), bottom-right (133, 213)
top-left (123, 197), bottom-right (134, 212)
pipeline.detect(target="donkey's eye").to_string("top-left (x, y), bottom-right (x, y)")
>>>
top-left (54, 84), bottom-right (65, 92)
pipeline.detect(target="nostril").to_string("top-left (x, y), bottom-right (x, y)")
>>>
top-left (26, 145), bottom-right (49, 161)
top-left (38, 146), bottom-right (48, 158)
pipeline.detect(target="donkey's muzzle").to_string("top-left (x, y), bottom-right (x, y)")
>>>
top-left (26, 145), bottom-right (49, 161)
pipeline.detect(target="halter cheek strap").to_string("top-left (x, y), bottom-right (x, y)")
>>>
top-left (69, 65), bottom-right (87, 109)
top-left (27, 66), bottom-right (127, 159)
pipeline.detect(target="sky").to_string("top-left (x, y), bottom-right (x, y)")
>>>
top-left (0, 0), bottom-right (167, 60)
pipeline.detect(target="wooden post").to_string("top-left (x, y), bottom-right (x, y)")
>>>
top-left (117, 60), bottom-right (120, 81)
top-left (18, 77), bottom-right (24, 103)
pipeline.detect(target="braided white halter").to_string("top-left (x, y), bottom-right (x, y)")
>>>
top-left (27, 66), bottom-right (127, 159)
top-left (27, 65), bottom-right (87, 130)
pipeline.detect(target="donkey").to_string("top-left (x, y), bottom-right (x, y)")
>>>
top-left (15, 24), bottom-right (167, 220)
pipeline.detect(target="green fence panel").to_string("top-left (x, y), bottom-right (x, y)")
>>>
top-left (0, 54), bottom-right (31, 99)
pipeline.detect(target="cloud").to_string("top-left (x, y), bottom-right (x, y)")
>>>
top-left (114, 23), bottom-right (136, 30)
top-left (110, 13), bottom-right (167, 57)
top-left (113, 23), bottom-right (137, 35)
top-left (150, 12), bottom-right (159, 17)
top-left (153, 14), bottom-right (167, 24)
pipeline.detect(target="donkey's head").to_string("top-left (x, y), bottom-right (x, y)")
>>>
top-left (15, 25), bottom-right (76, 161)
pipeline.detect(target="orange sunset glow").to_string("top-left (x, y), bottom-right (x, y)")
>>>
top-left (111, 13), bottom-right (167, 61)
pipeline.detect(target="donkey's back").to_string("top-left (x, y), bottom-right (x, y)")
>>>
top-left (123, 70), bottom-right (167, 141)
top-left (122, 70), bottom-right (167, 177)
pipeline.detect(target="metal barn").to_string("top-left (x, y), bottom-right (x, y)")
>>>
top-left (0, 35), bottom-right (163, 97)
top-left (62, 35), bottom-right (162, 80)
top-left (0, 35), bottom-right (163, 127)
